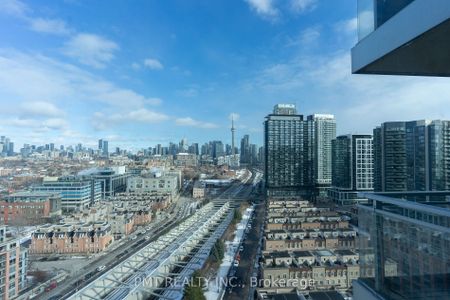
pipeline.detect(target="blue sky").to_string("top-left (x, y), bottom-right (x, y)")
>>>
top-left (0, 0), bottom-right (449, 151)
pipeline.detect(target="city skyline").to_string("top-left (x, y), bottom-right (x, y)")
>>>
top-left (0, 1), bottom-right (449, 300)
top-left (1, 0), bottom-right (450, 149)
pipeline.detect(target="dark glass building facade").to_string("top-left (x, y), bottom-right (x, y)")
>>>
top-left (329, 134), bottom-right (373, 205)
top-left (264, 105), bottom-right (335, 197)
top-left (373, 120), bottom-right (450, 192)
top-left (264, 104), bottom-right (307, 197)
top-left (354, 192), bottom-right (450, 300)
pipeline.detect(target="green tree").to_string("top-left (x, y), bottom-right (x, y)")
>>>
top-left (216, 239), bottom-right (224, 260)
top-left (210, 239), bottom-right (225, 262)
top-left (232, 208), bottom-right (242, 224)
top-left (184, 270), bottom-right (205, 300)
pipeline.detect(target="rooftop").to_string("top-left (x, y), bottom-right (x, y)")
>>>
top-left (307, 291), bottom-right (345, 300)
top-left (334, 249), bottom-right (356, 256)
top-left (268, 293), bottom-right (302, 300)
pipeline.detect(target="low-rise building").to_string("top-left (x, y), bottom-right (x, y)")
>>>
top-left (30, 222), bottom-right (113, 255)
top-left (32, 176), bottom-right (102, 212)
top-left (260, 249), bottom-right (360, 291)
top-left (260, 198), bottom-right (360, 296)
top-left (78, 166), bottom-right (130, 199)
top-left (127, 170), bottom-right (179, 197)
top-left (62, 192), bottom-right (170, 239)
top-left (0, 191), bottom-right (62, 225)
top-left (174, 153), bottom-right (198, 167)
top-left (192, 181), bottom-right (206, 198)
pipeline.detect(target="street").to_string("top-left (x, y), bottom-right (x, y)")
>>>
top-left (224, 195), bottom-right (265, 300)
top-left (38, 197), bottom-right (192, 300)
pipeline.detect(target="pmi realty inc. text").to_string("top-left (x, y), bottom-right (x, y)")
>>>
top-left (134, 276), bottom-right (316, 288)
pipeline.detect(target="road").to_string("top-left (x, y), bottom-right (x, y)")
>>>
top-left (224, 196), bottom-right (265, 300)
top-left (38, 198), bottom-right (192, 300)
top-left (39, 169), bottom-right (256, 300)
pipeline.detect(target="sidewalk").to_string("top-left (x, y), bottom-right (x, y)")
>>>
top-left (204, 205), bottom-right (254, 300)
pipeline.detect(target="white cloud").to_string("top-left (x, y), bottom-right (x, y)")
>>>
top-left (290, 0), bottom-right (318, 14)
top-left (8, 118), bottom-right (36, 127)
top-left (92, 109), bottom-right (169, 130)
top-left (29, 18), bottom-right (71, 35)
top-left (0, 1), bottom-right (72, 37)
top-left (42, 118), bottom-right (68, 130)
top-left (0, 0), bottom-right (28, 17)
top-left (335, 18), bottom-right (357, 34)
top-left (299, 26), bottom-right (320, 46)
top-left (244, 49), bottom-right (450, 135)
top-left (244, 0), bottom-right (278, 19)
top-left (88, 85), bottom-right (162, 108)
top-left (20, 101), bottom-right (65, 117)
top-left (175, 117), bottom-right (218, 129)
top-left (122, 109), bottom-right (169, 123)
top-left (7, 117), bottom-right (67, 130)
top-left (131, 62), bottom-right (141, 70)
top-left (0, 50), bottom-right (162, 109)
top-left (0, 49), bottom-right (165, 137)
top-left (63, 33), bottom-right (119, 68)
top-left (144, 58), bottom-right (164, 70)
top-left (144, 97), bottom-right (162, 105)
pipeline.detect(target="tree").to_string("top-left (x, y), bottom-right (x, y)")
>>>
top-left (216, 239), bottom-right (225, 260)
top-left (232, 208), bottom-right (242, 224)
top-left (184, 270), bottom-right (206, 300)
top-left (210, 239), bottom-right (225, 262)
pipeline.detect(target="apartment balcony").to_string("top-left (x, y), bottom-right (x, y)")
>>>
top-left (352, 0), bottom-right (450, 76)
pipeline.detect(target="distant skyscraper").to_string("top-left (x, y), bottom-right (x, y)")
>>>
top-left (240, 134), bottom-right (250, 164)
top-left (225, 144), bottom-right (232, 155)
top-left (329, 134), bottom-right (373, 205)
top-left (156, 144), bottom-right (162, 155)
top-left (0, 136), bottom-right (15, 157)
top-left (307, 114), bottom-right (336, 196)
top-left (264, 104), bottom-right (308, 197)
top-left (264, 104), bottom-right (336, 197)
top-left (258, 146), bottom-right (265, 166)
top-left (250, 143), bottom-right (257, 165)
top-left (231, 116), bottom-right (236, 157)
top-left (188, 143), bottom-right (199, 155)
top-left (102, 140), bottom-right (109, 157)
top-left (373, 120), bottom-right (450, 192)
top-left (98, 139), bottom-right (103, 150)
top-left (273, 104), bottom-right (297, 115)
top-left (179, 138), bottom-right (188, 152)
top-left (201, 143), bottom-right (209, 156)
top-left (7, 142), bottom-right (14, 156)
top-left (211, 141), bottom-right (224, 159)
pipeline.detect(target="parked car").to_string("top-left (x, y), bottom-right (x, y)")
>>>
top-left (45, 281), bottom-right (57, 292)
top-left (97, 265), bottom-right (106, 271)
